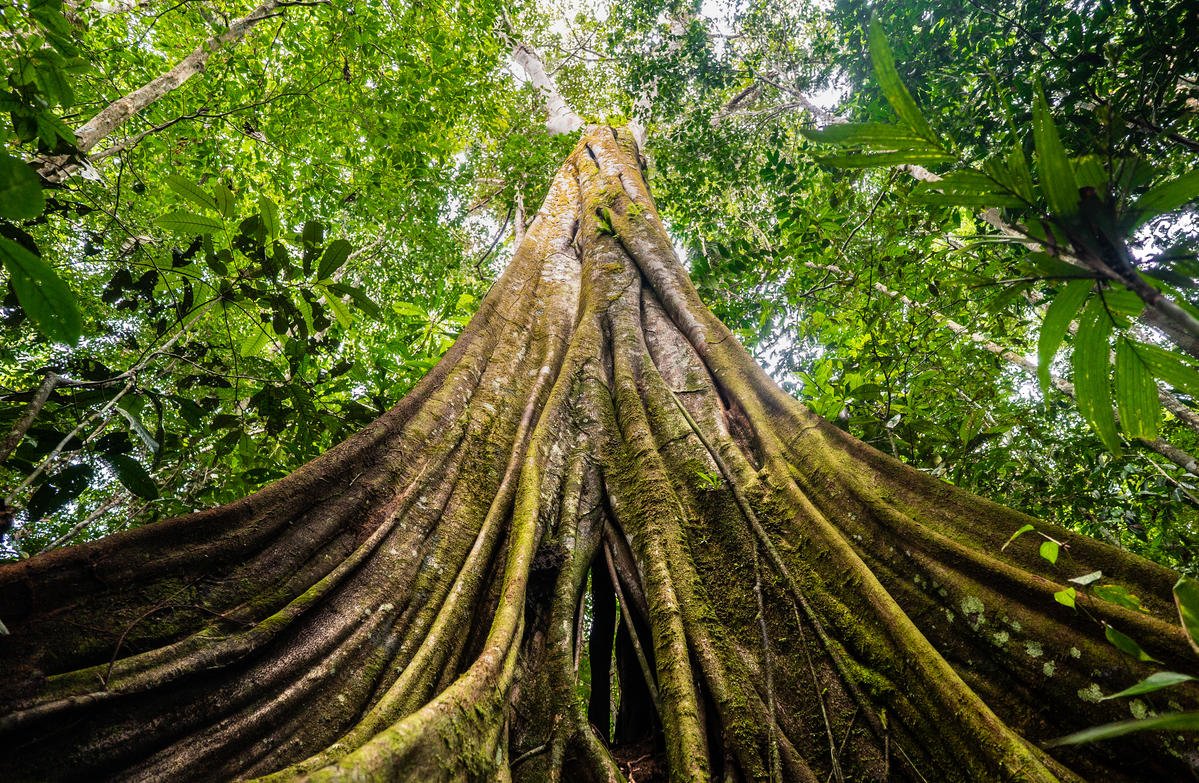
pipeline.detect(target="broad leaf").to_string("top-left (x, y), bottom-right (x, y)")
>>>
top-left (1133, 171), bottom-right (1199, 227)
top-left (0, 152), bottom-right (45, 219)
top-left (1073, 297), bottom-right (1120, 453)
top-left (1054, 587), bottom-right (1076, 608)
top-left (0, 237), bottom-right (81, 344)
top-left (258, 195), bottom-right (281, 239)
top-left (1039, 539), bottom-right (1060, 565)
top-left (106, 454), bottom-right (159, 500)
top-left (1114, 339), bottom-right (1159, 440)
top-left (1032, 81), bottom-right (1080, 219)
top-left (1093, 584), bottom-right (1148, 613)
top-left (319, 285), bottom-right (353, 328)
top-left (156, 211), bottom-right (224, 235)
top-left (165, 175), bottom-right (218, 213)
top-left (1037, 278), bottom-right (1091, 396)
top-left (317, 239), bottom-right (353, 280)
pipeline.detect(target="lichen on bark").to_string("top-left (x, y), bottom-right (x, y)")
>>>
top-left (1, 126), bottom-right (1197, 782)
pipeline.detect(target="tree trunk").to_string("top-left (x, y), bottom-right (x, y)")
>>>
top-left (2, 126), bottom-right (1197, 782)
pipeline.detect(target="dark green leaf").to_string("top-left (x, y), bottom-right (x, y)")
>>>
top-left (317, 239), bottom-right (353, 280)
top-left (1134, 171), bottom-right (1199, 227)
top-left (819, 150), bottom-right (955, 169)
top-left (0, 153), bottom-right (44, 219)
top-left (1101, 672), bottom-right (1196, 701)
top-left (0, 237), bottom-right (81, 344)
top-left (801, 122), bottom-right (931, 148)
top-left (1136, 343), bottom-right (1199, 397)
top-left (1093, 584), bottom-right (1148, 613)
top-left (1175, 576), bottom-right (1199, 655)
top-left (106, 453), bottom-right (158, 500)
top-left (1104, 624), bottom-right (1160, 663)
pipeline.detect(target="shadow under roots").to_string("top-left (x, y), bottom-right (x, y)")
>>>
top-left (585, 544), bottom-right (668, 782)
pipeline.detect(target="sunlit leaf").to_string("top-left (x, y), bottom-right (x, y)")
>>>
top-left (1032, 81), bottom-right (1080, 219)
top-left (1036, 278), bottom-right (1091, 396)
top-left (1073, 297), bottom-right (1120, 453)
top-left (0, 237), bottom-right (81, 344)
top-left (156, 211), bottom-right (224, 235)
top-left (1104, 624), bottom-right (1160, 663)
top-left (1101, 672), bottom-right (1196, 701)
top-left (1175, 576), bottom-right (1199, 655)
top-left (1045, 711), bottom-right (1199, 747)
top-left (867, 17), bottom-right (939, 144)
top-left (165, 175), bottom-right (218, 213)
top-left (1039, 539), bottom-right (1060, 564)
top-left (1114, 339), bottom-right (1159, 440)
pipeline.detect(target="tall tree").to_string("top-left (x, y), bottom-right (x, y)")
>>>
top-left (1, 125), bottom-right (1196, 782)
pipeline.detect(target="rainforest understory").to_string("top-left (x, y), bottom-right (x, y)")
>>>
top-left (1, 126), bottom-right (1197, 782)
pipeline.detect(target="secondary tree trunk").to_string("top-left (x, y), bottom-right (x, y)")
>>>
top-left (2, 126), bottom-right (1197, 782)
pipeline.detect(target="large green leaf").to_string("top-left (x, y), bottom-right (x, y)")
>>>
top-left (0, 152), bottom-right (45, 219)
top-left (1032, 82), bottom-right (1080, 219)
top-left (318, 285), bottom-right (353, 328)
top-left (156, 211), bottom-right (224, 235)
top-left (106, 454), bottom-right (159, 500)
top-left (819, 150), bottom-right (955, 169)
top-left (1114, 339), bottom-right (1159, 440)
top-left (910, 170), bottom-right (1028, 208)
top-left (1046, 711), bottom-right (1199, 747)
top-left (1133, 171), bottom-right (1199, 228)
top-left (867, 17), bottom-right (939, 144)
top-left (1036, 278), bottom-right (1092, 396)
top-left (800, 122), bottom-right (931, 148)
top-left (1136, 343), bottom-right (1199, 397)
top-left (317, 239), bottom-right (353, 280)
top-left (0, 236), bottom-right (81, 344)
top-left (1073, 296), bottom-right (1120, 453)
top-left (1104, 624), bottom-right (1160, 663)
top-left (164, 175), bottom-right (218, 213)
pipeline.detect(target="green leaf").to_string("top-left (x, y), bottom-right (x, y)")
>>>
top-left (106, 453), bottom-right (159, 500)
top-left (0, 237), bottom-right (81, 344)
top-left (1039, 539), bottom-right (1060, 565)
top-left (1073, 297), bottom-right (1121, 454)
top-left (392, 301), bottom-right (425, 319)
top-left (328, 282), bottom-right (381, 320)
top-left (156, 211), bottom-right (224, 235)
top-left (819, 150), bottom-right (955, 169)
top-left (867, 17), bottom-right (939, 144)
top-left (258, 195), bottom-right (280, 239)
top-left (1174, 575), bottom-right (1199, 655)
top-left (1045, 711), bottom-right (1199, 747)
top-left (1133, 171), bottom-right (1199, 228)
top-left (241, 327), bottom-right (271, 357)
top-left (318, 285), bottom-right (352, 329)
top-left (164, 175), bottom-right (218, 213)
top-left (800, 122), bottom-right (931, 148)
top-left (0, 153), bottom-right (45, 219)
top-left (213, 183), bottom-right (237, 218)
top-left (1054, 587), bottom-right (1076, 607)
top-left (910, 170), bottom-right (1028, 208)
top-left (1101, 672), bottom-right (1197, 701)
top-left (317, 239), bottom-right (353, 280)
top-left (1093, 584), bottom-right (1148, 613)
top-left (1032, 81), bottom-right (1080, 219)
top-left (1136, 343), bottom-right (1199, 397)
top-left (1114, 339), bottom-right (1159, 440)
top-left (1001, 523), bottom-right (1036, 550)
top-left (1104, 624), bottom-right (1161, 663)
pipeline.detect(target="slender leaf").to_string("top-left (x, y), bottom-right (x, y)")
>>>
top-left (1037, 278), bottom-right (1092, 395)
top-left (867, 17), bottom-right (939, 143)
top-left (1137, 343), bottom-right (1199, 397)
top-left (0, 237), bottom-right (81, 344)
top-left (1073, 297), bottom-right (1121, 453)
top-left (1032, 81), bottom-right (1080, 218)
top-left (1002, 523), bottom-right (1036, 550)
top-left (819, 150), bottom-right (955, 169)
top-left (801, 122), bottom-right (931, 148)
top-left (1045, 711), bottom-right (1199, 747)
top-left (910, 170), bottom-right (1028, 207)
top-left (1134, 171), bottom-right (1199, 227)
top-left (1104, 624), bottom-right (1160, 663)
top-left (1101, 672), bottom-right (1196, 701)
top-left (318, 285), bottom-right (352, 328)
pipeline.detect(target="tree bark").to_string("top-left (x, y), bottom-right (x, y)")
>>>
top-left (2, 126), bottom-right (1197, 782)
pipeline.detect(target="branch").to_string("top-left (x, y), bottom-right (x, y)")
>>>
top-left (510, 42), bottom-right (584, 136)
top-left (38, 0), bottom-right (285, 182)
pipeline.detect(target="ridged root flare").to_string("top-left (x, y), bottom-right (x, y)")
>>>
top-left (1, 126), bottom-right (1197, 782)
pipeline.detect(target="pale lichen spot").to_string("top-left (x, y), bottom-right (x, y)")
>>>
top-left (1078, 683), bottom-right (1103, 703)
top-left (1025, 641), bottom-right (1043, 658)
top-left (960, 596), bottom-right (986, 630)
top-left (1069, 646), bottom-right (1082, 659)
top-left (1043, 661), bottom-right (1056, 677)
top-left (944, 609), bottom-right (955, 623)
top-left (1130, 700), bottom-right (1150, 720)
top-left (379, 603), bottom-right (394, 613)
top-left (991, 630), bottom-right (1010, 647)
